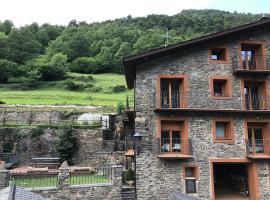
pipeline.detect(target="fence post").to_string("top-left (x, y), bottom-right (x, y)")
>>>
top-left (58, 163), bottom-right (70, 189)
top-left (0, 169), bottom-right (10, 189)
top-left (112, 165), bottom-right (122, 199)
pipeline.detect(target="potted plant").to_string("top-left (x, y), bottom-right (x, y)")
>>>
top-left (125, 168), bottom-right (135, 186)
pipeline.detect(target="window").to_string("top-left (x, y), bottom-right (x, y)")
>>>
top-left (160, 121), bottom-right (182, 153)
top-left (211, 48), bottom-right (226, 61)
top-left (183, 165), bottom-right (198, 194)
top-left (158, 118), bottom-right (189, 156)
top-left (157, 75), bottom-right (188, 109)
top-left (209, 46), bottom-right (229, 63)
top-left (210, 76), bottom-right (232, 99)
top-left (243, 80), bottom-right (267, 110)
top-left (240, 42), bottom-right (266, 70)
top-left (213, 80), bottom-right (225, 96)
top-left (216, 122), bottom-right (227, 138)
top-left (212, 119), bottom-right (234, 143)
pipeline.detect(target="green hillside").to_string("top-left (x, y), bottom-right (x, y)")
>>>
top-left (0, 73), bottom-right (133, 109)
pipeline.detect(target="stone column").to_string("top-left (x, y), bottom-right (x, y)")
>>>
top-left (0, 169), bottom-right (10, 189)
top-left (111, 165), bottom-right (122, 200)
top-left (58, 167), bottom-right (70, 189)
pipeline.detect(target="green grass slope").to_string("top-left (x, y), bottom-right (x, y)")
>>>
top-left (0, 73), bottom-right (133, 109)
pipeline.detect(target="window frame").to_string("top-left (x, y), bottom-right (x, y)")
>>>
top-left (156, 74), bottom-right (188, 109)
top-left (183, 164), bottom-right (199, 194)
top-left (212, 118), bottom-right (234, 144)
top-left (157, 116), bottom-right (189, 154)
top-left (238, 40), bottom-right (267, 70)
top-left (210, 76), bottom-right (232, 99)
top-left (208, 45), bottom-right (229, 64)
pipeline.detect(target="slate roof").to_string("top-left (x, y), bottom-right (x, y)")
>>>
top-left (0, 186), bottom-right (47, 200)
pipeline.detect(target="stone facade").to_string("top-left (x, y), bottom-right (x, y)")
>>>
top-left (133, 28), bottom-right (270, 199)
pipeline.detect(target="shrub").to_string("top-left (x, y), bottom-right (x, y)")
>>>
top-left (55, 127), bottom-right (77, 164)
top-left (0, 59), bottom-right (18, 83)
top-left (111, 85), bottom-right (126, 93)
top-left (66, 80), bottom-right (84, 91)
top-left (70, 57), bottom-right (98, 74)
top-left (116, 101), bottom-right (125, 114)
top-left (125, 168), bottom-right (134, 182)
top-left (31, 127), bottom-right (44, 138)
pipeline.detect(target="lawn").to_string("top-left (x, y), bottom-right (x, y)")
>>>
top-left (0, 73), bottom-right (133, 109)
top-left (12, 174), bottom-right (110, 188)
top-left (12, 176), bottom-right (58, 188)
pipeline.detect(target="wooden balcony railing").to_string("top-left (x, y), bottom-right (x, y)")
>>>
top-left (246, 139), bottom-right (270, 159)
top-left (244, 93), bottom-right (270, 110)
top-left (158, 138), bottom-right (193, 159)
top-left (232, 55), bottom-right (270, 75)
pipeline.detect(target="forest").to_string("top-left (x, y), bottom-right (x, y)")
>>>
top-left (0, 9), bottom-right (265, 84)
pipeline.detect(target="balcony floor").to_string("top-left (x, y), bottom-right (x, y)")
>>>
top-left (247, 154), bottom-right (270, 159)
top-left (158, 153), bottom-right (193, 159)
top-left (233, 69), bottom-right (270, 76)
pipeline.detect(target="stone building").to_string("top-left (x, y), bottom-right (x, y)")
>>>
top-left (123, 17), bottom-right (270, 200)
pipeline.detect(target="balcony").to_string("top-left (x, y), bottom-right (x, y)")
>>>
top-left (158, 138), bottom-right (193, 159)
top-left (246, 139), bottom-right (270, 159)
top-left (244, 93), bottom-right (270, 110)
top-left (232, 54), bottom-right (270, 76)
top-left (159, 90), bottom-right (187, 109)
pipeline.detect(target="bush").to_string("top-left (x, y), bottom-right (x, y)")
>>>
top-left (70, 57), bottom-right (98, 74)
top-left (116, 101), bottom-right (125, 114)
top-left (66, 80), bottom-right (84, 91)
top-left (111, 85), bottom-right (126, 93)
top-left (39, 64), bottom-right (68, 81)
top-left (125, 168), bottom-right (134, 182)
top-left (31, 127), bottom-right (44, 138)
top-left (0, 59), bottom-right (18, 83)
top-left (55, 127), bottom-right (77, 164)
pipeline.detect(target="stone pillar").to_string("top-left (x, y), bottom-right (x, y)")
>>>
top-left (0, 170), bottom-right (10, 189)
top-left (111, 165), bottom-right (122, 200)
top-left (58, 167), bottom-right (70, 189)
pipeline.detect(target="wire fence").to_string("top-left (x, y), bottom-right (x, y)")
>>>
top-left (10, 170), bottom-right (59, 189)
top-left (9, 166), bottom-right (113, 189)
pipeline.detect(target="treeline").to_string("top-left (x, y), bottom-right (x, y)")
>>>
top-left (0, 9), bottom-right (264, 84)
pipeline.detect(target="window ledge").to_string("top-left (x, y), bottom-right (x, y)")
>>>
top-left (214, 139), bottom-right (235, 144)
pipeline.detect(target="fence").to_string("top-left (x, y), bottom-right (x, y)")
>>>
top-left (8, 165), bottom-right (115, 190)
top-left (10, 170), bottom-right (59, 189)
top-left (0, 110), bottom-right (114, 129)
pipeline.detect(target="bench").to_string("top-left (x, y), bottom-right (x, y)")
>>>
top-left (30, 157), bottom-right (60, 169)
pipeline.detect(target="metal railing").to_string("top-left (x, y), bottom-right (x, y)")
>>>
top-left (9, 166), bottom-right (113, 189)
top-left (232, 54), bottom-right (270, 72)
top-left (244, 93), bottom-right (269, 110)
top-left (10, 170), bottom-right (59, 189)
top-left (69, 166), bottom-right (112, 186)
top-left (246, 139), bottom-right (270, 156)
top-left (158, 138), bottom-right (193, 155)
top-left (160, 91), bottom-right (180, 108)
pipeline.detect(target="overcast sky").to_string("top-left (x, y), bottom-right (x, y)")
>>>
top-left (0, 0), bottom-right (269, 27)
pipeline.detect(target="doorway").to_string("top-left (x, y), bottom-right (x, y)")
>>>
top-left (211, 160), bottom-right (259, 200)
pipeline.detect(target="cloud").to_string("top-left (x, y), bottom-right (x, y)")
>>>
top-left (0, 0), bottom-right (212, 26)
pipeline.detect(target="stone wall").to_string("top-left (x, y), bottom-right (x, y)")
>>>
top-left (134, 28), bottom-right (270, 199)
top-left (0, 127), bottom-right (123, 167)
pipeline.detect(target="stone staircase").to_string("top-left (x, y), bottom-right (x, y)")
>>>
top-left (121, 185), bottom-right (136, 200)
